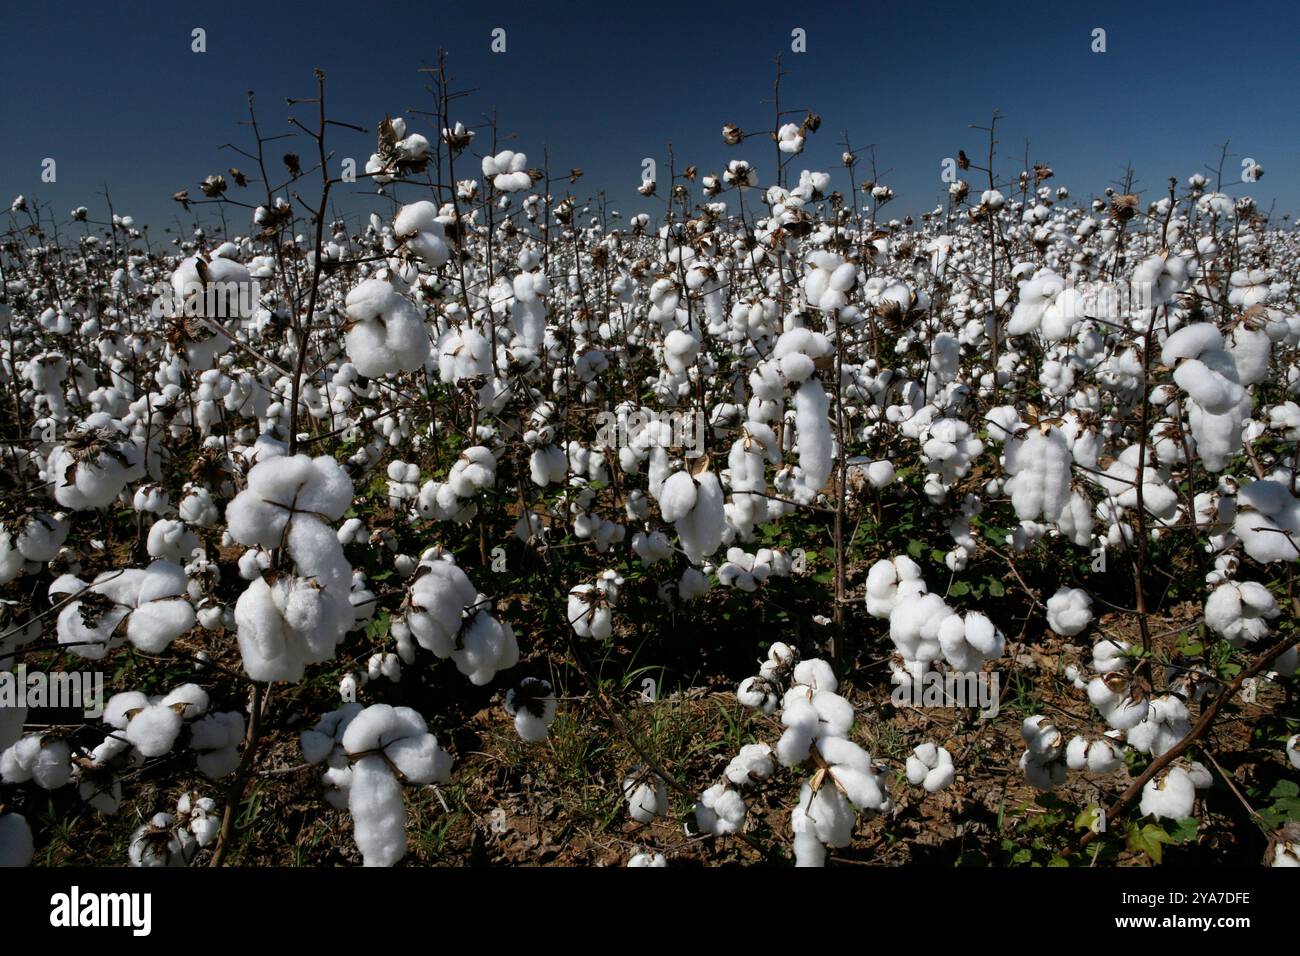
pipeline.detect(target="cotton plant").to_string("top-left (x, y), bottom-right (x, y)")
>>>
top-left (127, 791), bottom-right (222, 867)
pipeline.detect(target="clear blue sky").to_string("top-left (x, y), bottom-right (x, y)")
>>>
top-left (4, 0), bottom-right (1298, 235)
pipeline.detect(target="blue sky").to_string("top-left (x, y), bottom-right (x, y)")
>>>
top-left (3, 0), bottom-right (1298, 235)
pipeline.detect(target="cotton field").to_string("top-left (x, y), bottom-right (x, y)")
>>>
top-left (2, 55), bottom-right (1299, 875)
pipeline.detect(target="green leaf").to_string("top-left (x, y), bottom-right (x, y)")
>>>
top-left (1126, 822), bottom-right (1173, 864)
top-left (906, 539), bottom-right (924, 559)
top-left (949, 579), bottom-right (971, 597)
top-left (987, 578), bottom-right (1006, 597)
top-left (1165, 818), bottom-right (1200, 843)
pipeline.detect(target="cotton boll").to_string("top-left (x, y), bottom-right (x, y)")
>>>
top-left (1003, 427), bottom-right (1072, 522)
top-left (724, 743), bottom-right (775, 786)
top-left (623, 772), bottom-right (668, 823)
top-left (905, 742), bottom-right (956, 792)
top-left (1139, 766), bottom-right (1197, 821)
top-left (1232, 480), bottom-right (1300, 563)
top-left (865, 555), bottom-right (926, 619)
top-left (343, 279), bottom-right (431, 378)
top-left (190, 711), bottom-right (245, 779)
top-left (1286, 734), bottom-right (1300, 770)
top-left (1046, 587), bottom-right (1092, 636)
top-left (695, 783), bottom-right (747, 835)
top-left (348, 755), bottom-right (407, 867)
top-left (125, 702), bottom-right (184, 758)
top-left (1065, 735), bottom-right (1125, 773)
top-left (505, 677), bottom-right (558, 742)
top-left (1204, 580), bottom-right (1279, 646)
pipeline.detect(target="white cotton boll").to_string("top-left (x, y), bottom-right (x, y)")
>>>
top-left (1088, 676), bottom-right (1150, 731)
top-left (190, 711), bottom-right (244, 779)
top-left (658, 471), bottom-right (697, 523)
top-left (393, 200), bottom-right (450, 267)
top-left (889, 592), bottom-right (951, 663)
top-left (161, 683), bottom-right (209, 719)
top-left (623, 773), bottom-right (668, 823)
top-left (348, 755), bottom-right (407, 867)
top-left (724, 743), bottom-right (775, 786)
top-left (1020, 750), bottom-right (1067, 790)
top-left (792, 380), bottom-right (832, 503)
top-left (0, 813), bottom-right (34, 867)
top-left (1286, 734), bottom-right (1300, 770)
top-left (126, 703), bottom-right (184, 758)
top-left (1004, 427), bottom-right (1072, 522)
top-left (865, 460), bottom-right (894, 488)
top-left (905, 742), bottom-right (956, 792)
top-left (793, 658), bottom-right (838, 693)
top-left (452, 610), bottom-right (518, 685)
top-left (1065, 735), bottom-right (1124, 773)
top-left (1046, 587), bottom-right (1092, 636)
top-left (1172, 358), bottom-right (1247, 416)
top-left (343, 279), bottom-right (431, 378)
top-left (628, 851), bottom-right (667, 867)
top-left (865, 555), bottom-right (926, 619)
top-left (1092, 639), bottom-right (1131, 673)
top-left (1205, 580), bottom-right (1279, 646)
top-left (675, 471), bottom-right (725, 565)
top-left (1161, 323), bottom-right (1224, 367)
top-left (1232, 480), bottom-right (1300, 563)
top-left (1140, 767), bottom-right (1197, 821)
top-left (677, 567), bottom-right (710, 601)
top-left (695, 783), bottom-right (747, 835)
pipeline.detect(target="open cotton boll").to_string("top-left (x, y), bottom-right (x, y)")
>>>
top-left (1065, 734), bottom-right (1125, 773)
top-left (674, 470), bottom-right (725, 565)
top-left (677, 567), bottom-right (710, 601)
top-left (190, 711), bottom-right (245, 779)
top-left (724, 743), bottom-right (775, 786)
top-left (348, 755), bottom-right (407, 867)
top-left (128, 813), bottom-right (196, 867)
top-left (1046, 587), bottom-right (1092, 637)
top-left (1140, 766), bottom-right (1198, 822)
top-left (622, 772), bottom-right (668, 823)
top-left (234, 573), bottom-right (350, 682)
top-left (1, 734), bottom-right (73, 789)
top-left (1126, 695), bottom-right (1191, 756)
top-left (505, 677), bottom-right (558, 742)
top-left (47, 418), bottom-right (144, 510)
top-left (392, 200), bottom-right (450, 267)
top-left (905, 742), bottom-right (956, 792)
top-left (1087, 675), bottom-right (1150, 731)
top-left (0, 813), bottom-right (34, 867)
top-left (1204, 580), bottom-right (1279, 646)
top-left (343, 279), bottom-right (431, 378)
top-left (1231, 480), bottom-right (1300, 563)
top-left (1003, 427), bottom-right (1072, 522)
top-left (452, 608), bottom-right (518, 685)
top-left (792, 379), bottom-right (832, 503)
top-left (695, 783), bottom-right (747, 835)
top-left (225, 454), bottom-right (354, 550)
top-left (889, 592), bottom-right (952, 664)
top-left (1286, 734), bottom-right (1300, 770)
top-left (124, 702), bottom-right (184, 758)
top-left (628, 851), bottom-right (667, 867)
top-left (865, 555), bottom-right (926, 619)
